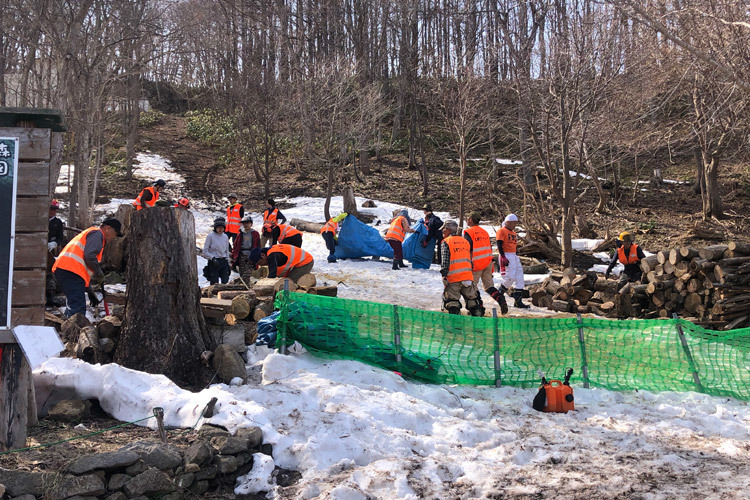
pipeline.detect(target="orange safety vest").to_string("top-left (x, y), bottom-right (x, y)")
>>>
top-left (263, 208), bottom-right (279, 231)
top-left (268, 244), bottom-right (313, 277)
top-left (464, 226), bottom-right (493, 271)
top-left (618, 244), bottom-right (640, 265)
top-left (386, 216), bottom-right (407, 242)
top-left (496, 226), bottom-right (518, 254)
top-left (278, 224), bottom-right (302, 242)
top-left (52, 227), bottom-right (105, 286)
top-left (444, 235), bottom-right (474, 283)
top-left (321, 219), bottom-right (338, 234)
top-left (226, 203), bottom-right (242, 233)
top-left (133, 186), bottom-right (159, 210)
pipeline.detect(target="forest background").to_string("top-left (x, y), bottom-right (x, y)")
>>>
top-left (2, 0), bottom-right (749, 267)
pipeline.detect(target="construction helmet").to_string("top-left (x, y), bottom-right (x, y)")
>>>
top-left (50, 199), bottom-right (60, 209)
top-left (153, 179), bottom-right (166, 187)
top-left (177, 197), bottom-right (190, 208)
top-left (227, 193), bottom-right (238, 199)
top-left (618, 231), bottom-right (634, 243)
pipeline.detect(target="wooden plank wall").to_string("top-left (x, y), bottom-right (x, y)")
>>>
top-left (0, 127), bottom-right (50, 328)
top-left (0, 126), bottom-right (52, 450)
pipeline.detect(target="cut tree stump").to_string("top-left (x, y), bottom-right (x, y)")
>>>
top-left (114, 207), bottom-right (214, 387)
top-left (253, 301), bottom-right (275, 321)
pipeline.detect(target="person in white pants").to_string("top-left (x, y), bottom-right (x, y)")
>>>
top-left (496, 213), bottom-right (529, 309)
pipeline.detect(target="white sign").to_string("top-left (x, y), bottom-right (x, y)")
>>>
top-left (12, 325), bottom-right (65, 369)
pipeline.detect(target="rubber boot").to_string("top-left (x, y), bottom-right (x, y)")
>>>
top-left (447, 307), bottom-right (461, 315)
top-left (470, 306), bottom-right (486, 317)
top-left (487, 287), bottom-right (509, 315)
top-left (392, 260), bottom-right (400, 270)
top-left (327, 255), bottom-right (337, 263)
top-left (398, 259), bottom-right (407, 268)
top-left (513, 291), bottom-right (530, 309)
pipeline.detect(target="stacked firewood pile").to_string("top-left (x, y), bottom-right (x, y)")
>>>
top-left (530, 241), bottom-right (750, 330)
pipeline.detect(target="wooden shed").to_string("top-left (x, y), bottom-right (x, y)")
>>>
top-left (0, 107), bottom-right (65, 450)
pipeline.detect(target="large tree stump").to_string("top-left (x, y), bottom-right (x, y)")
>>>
top-left (343, 185), bottom-right (358, 215)
top-left (114, 207), bottom-right (214, 387)
top-left (101, 204), bottom-right (134, 272)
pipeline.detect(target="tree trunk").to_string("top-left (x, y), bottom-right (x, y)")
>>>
top-left (115, 208), bottom-right (214, 387)
top-left (704, 154), bottom-right (723, 219)
top-left (343, 185), bottom-right (358, 215)
top-left (324, 162), bottom-right (334, 221)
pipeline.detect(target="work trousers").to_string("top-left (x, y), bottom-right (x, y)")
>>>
top-left (443, 279), bottom-right (482, 314)
top-left (387, 239), bottom-right (403, 260)
top-left (54, 268), bottom-right (86, 318)
top-left (207, 257), bottom-right (230, 285)
top-left (283, 261), bottom-right (315, 283)
top-left (501, 252), bottom-right (524, 290)
top-left (472, 264), bottom-right (495, 291)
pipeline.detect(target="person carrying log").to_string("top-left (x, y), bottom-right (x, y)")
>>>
top-left (251, 244), bottom-right (314, 282)
top-left (261, 198), bottom-right (287, 247)
top-left (46, 199), bottom-right (66, 307)
top-left (231, 215), bottom-right (261, 281)
top-left (605, 231), bottom-right (646, 291)
top-left (422, 203), bottom-right (444, 263)
top-left (225, 193), bottom-right (244, 241)
top-left (277, 223), bottom-right (303, 247)
top-left (52, 218), bottom-right (123, 317)
top-left (464, 212), bottom-right (508, 314)
top-left (497, 213), bottom-right (529, 309)
top-left (321, 212), bottom-right (348, 263)
top-left (203, 218), bottom-right (231, 285)
top-left (440, 220), bottom-right (484, 316)
top-left (133, 179), bottom-right (166, 210)
top-left (385, 208), bottom-right (415, 270)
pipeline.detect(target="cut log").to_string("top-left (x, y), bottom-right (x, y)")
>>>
top-left (307, 286), bottom-right (338, 297)
top-left (201, 283), bottom-right (249, 297)
top-left (572, 288), bottom-right (592, 304)
top-left (61, 313), bottom-right (92, 344)
top-left (594, 278), bottom-right (618, 293)
top-left (531, 289), bottom-right (549, 306)
top-left (253, 300), bottom-right (275, 321)
top-left (679, 247), bottom-right (699, 260)
top-left (562, 267), bottom-right (577, 281)
top-left (115, 207), bottom-right (214, 387)
top-left (97, 316), bottom-right (122, 339)
top-left (289, 218), bottom-right (325, 233)
top-left (76, 326), bottom-right (100, 364)
top-left (640, 255), bottom-right (659, 273)
top-left (592, 238), bottom-right (616, 252)
top-left (218, 290), bottom-right (258, 300)
top-left (724, 315), bottom-right (749, 330)
top-left (674, 261), bottom-right (690, 277)
top-left (699, 245), bottom-right (728, 261)
top-left (657, 250), bottom-right (668, 265)
top-left (652, 291), bottom-right (666, 307)
top-left (689, 259), bottom-right (715, 272)
top-left (545, 280), bottom-right (562, 295)
top-left (663, 261), bottom-right (675, 275)
top-left (550, 300), bottom-right (572, 312)
top-left (727, 241), bottom-right (750, 255)
top-left (668, 249), bottom-right (681, 265)
top-left (231, 296), bottom-right (251, 320)
top-left (296, 273), bottom-right (317, 289)
top-left (683, 293), bottom-right (702, 313)
top-left (254, 277), bottom-right (298, 297)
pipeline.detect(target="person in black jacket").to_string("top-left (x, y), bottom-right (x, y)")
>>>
top-left (422, 204), bottom-right (444, 263)
top-left (46, 200), bottom-right (66, 307)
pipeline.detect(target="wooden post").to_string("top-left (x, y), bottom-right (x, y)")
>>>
top-left (0, 108), bottom-right (65, 451)
top-left (153, 407), bottom-right (167, 443)
top-left (672, 313), bottom-right (704, 393)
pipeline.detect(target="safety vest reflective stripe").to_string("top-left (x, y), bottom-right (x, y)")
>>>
top-left (133, 187), bottom-right (159, 210)
top-left (445, 236), bottom-right (474, 283)
top-left (52, 227), bottom-right (104, 286)
top-left (226, 204), bottom-right (242, 233)
top-left (263, 209), bottom-right (279, 230)
top-left (278, 224), bottom-right (301, 241)
top-left (386, 216), bottom-right (406, 242)
top-left (618, 244), bottom-right (640, 265)
top-left (321, 220), bottom-right (338, 234)
top-left (464, 226), bottom-right (493, 271)
top-left (269, 244), bottom-right (313, 277)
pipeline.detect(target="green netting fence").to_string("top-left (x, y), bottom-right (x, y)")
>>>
top-left (274, 292), bottom-right (750, 400)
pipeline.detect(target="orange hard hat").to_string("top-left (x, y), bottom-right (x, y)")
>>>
top-left (177, 197), bottom-right (190, 208)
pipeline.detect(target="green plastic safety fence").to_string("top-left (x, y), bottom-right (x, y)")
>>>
top-left (275, 292), bottom-right (750, 400)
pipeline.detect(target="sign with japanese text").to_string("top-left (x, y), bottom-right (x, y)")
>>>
top-left (0, 138), bottom-right (19, 329)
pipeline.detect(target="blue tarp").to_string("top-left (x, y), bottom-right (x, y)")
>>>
top-left (334, 215), bottom-right (394, 259)
top-left (403, 220), bottom-right (435, 269)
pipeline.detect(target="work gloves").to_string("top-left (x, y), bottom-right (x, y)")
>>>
top-left (500, 256), bottom-right (510, 268)
top-left (87, 289), bottom-right (100, 307)
top-left (47, 241), bottom-right (58, 252)
top-left (91, 273), bottom-right (105, 287)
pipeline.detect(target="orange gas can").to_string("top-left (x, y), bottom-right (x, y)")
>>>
top-left (542, 380), bottom-right (575, 413)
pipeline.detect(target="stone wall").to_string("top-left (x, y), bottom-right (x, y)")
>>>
top-left (0, 424), bottom-right (299, 499)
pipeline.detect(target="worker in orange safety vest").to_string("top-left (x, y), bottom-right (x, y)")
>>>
top-left (133, 179), bottom-right (165, 210)
top-left (464, 212), bottom-right (508, 314)
top-left (385, 208), bottom-right (415, 270)
top-left (440, 220), bottom-right (484, 316)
